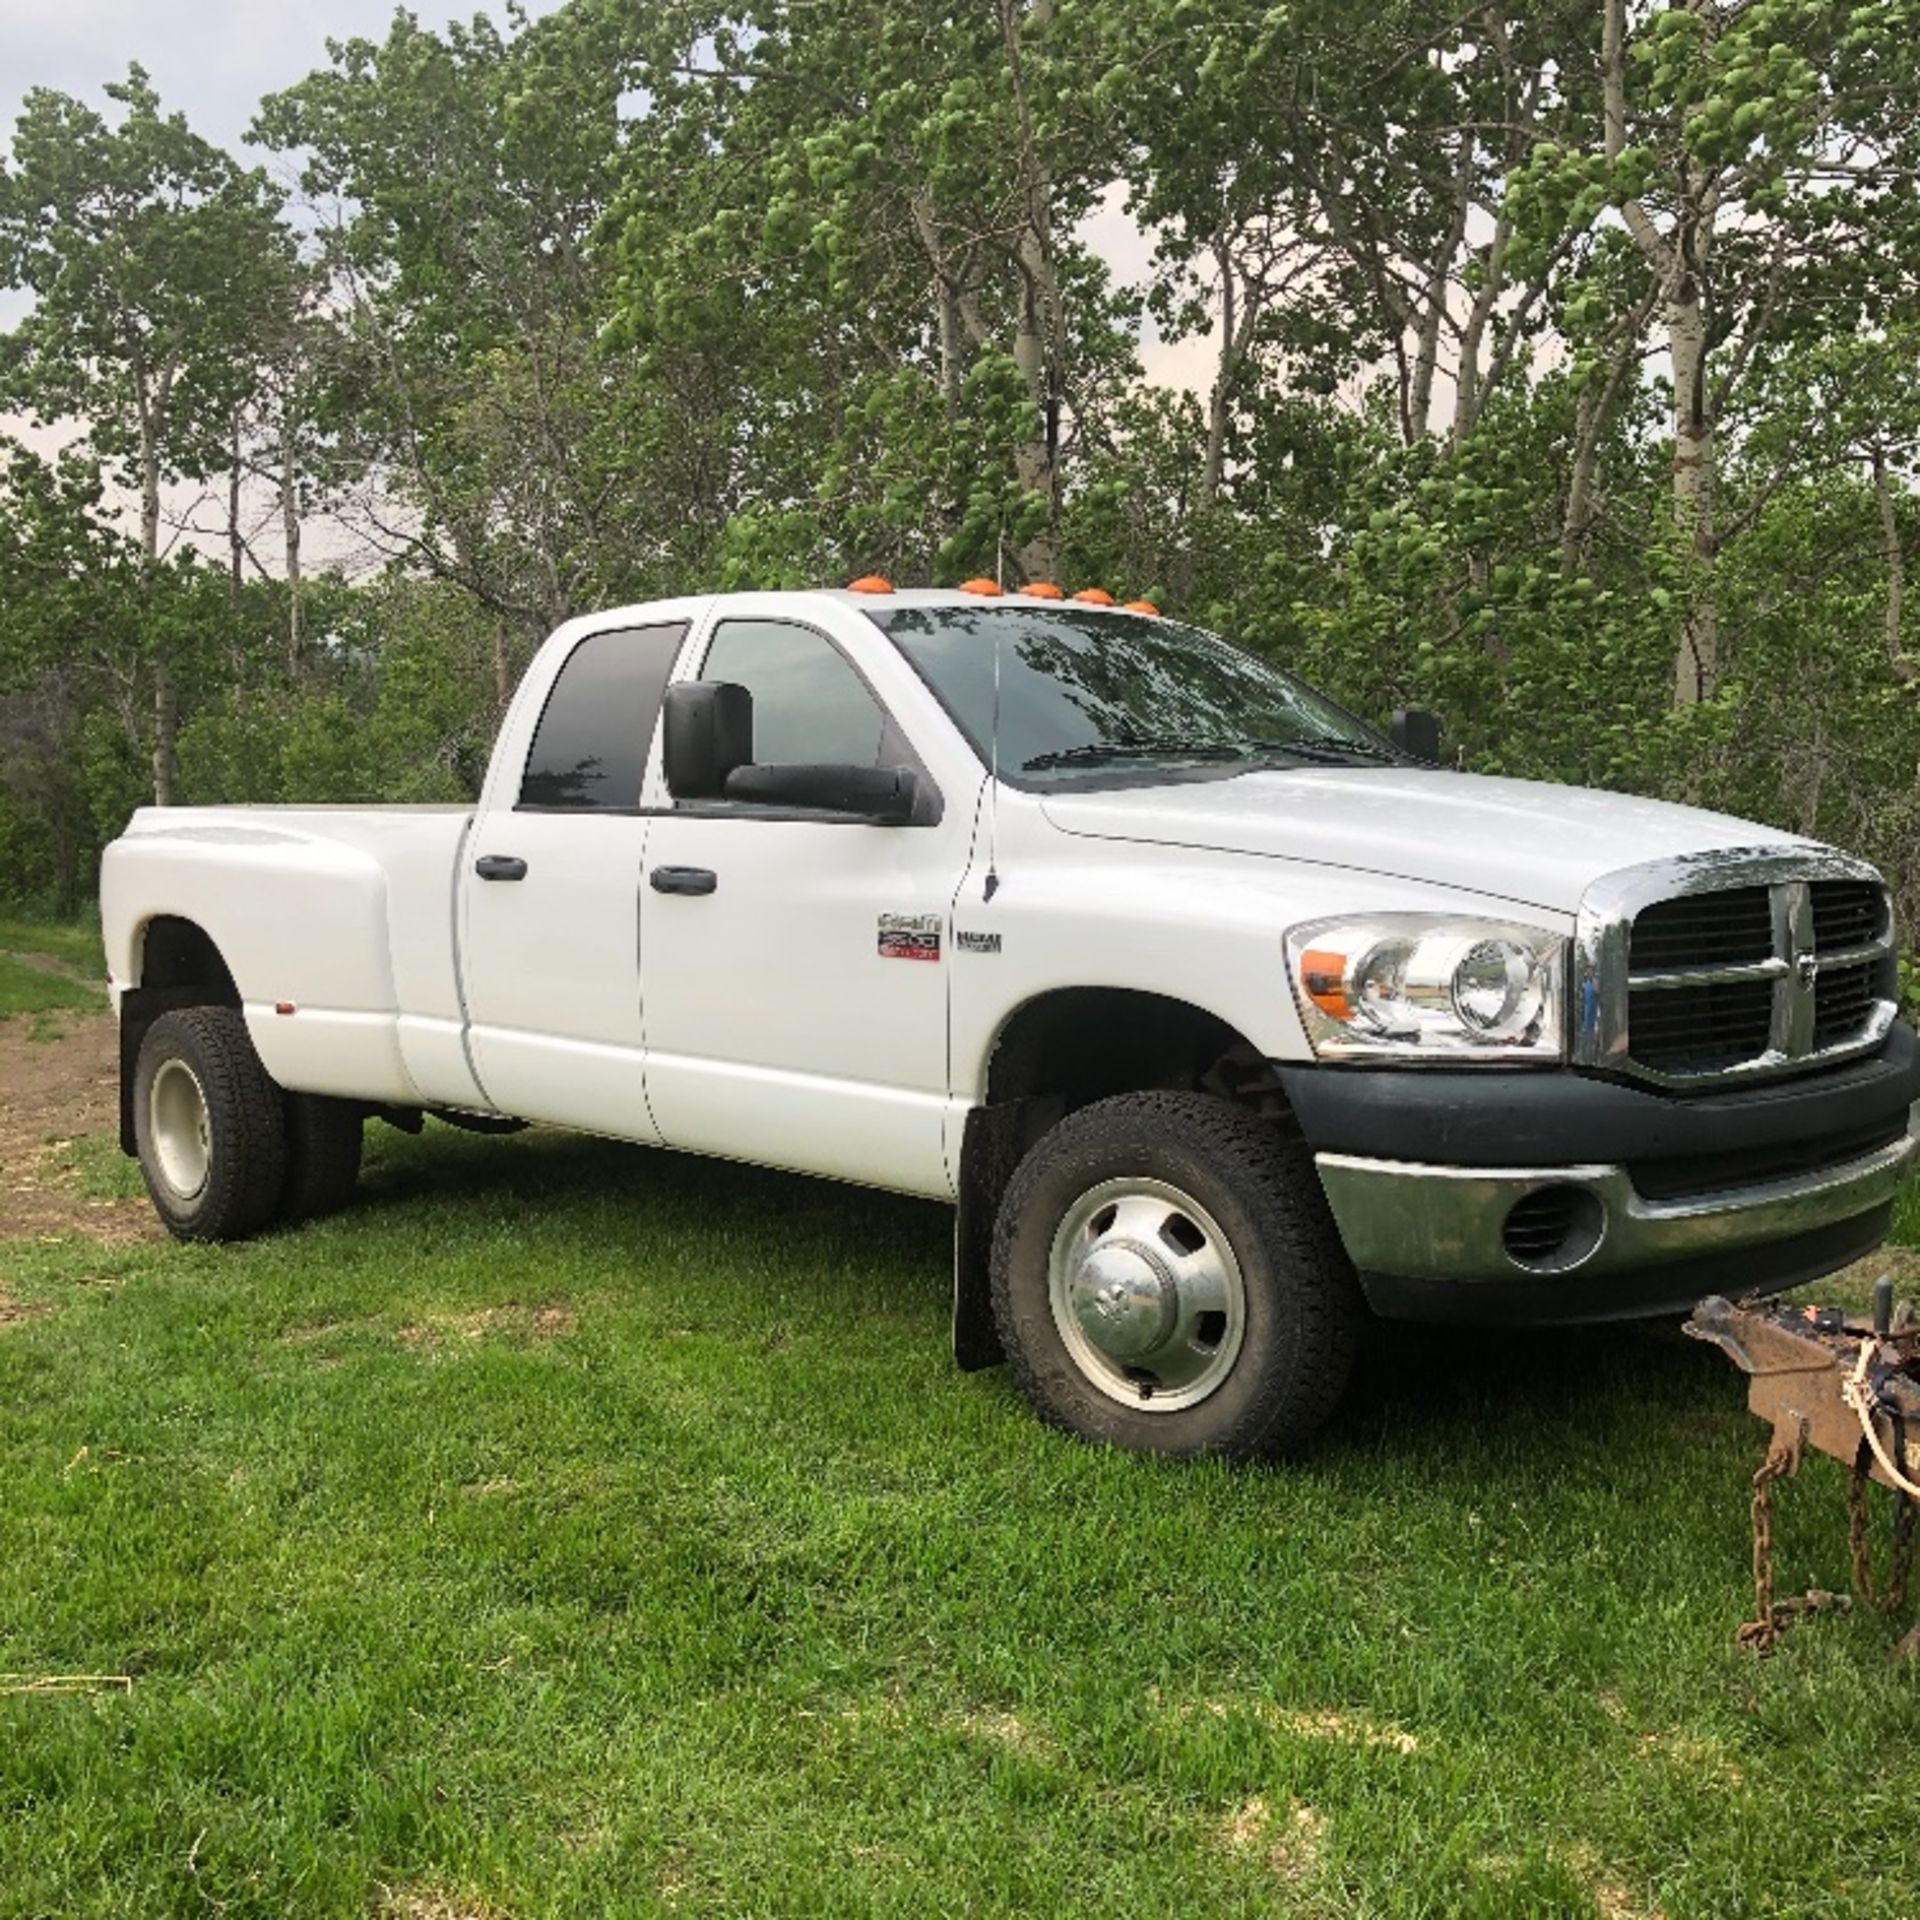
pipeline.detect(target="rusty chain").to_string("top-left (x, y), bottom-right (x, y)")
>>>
top-left (1896, 1495), bottom-right (1916, 1617)
top-left (1740, 1441), bottom-right (1865, 1654)
top-left (1737, 1445), bottom-right (1792, 1654)
top-left (1848, 1439), bottom-right (1916, 1615)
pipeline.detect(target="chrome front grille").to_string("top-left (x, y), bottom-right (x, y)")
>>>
top-left (1574, 850), bottom-right (1898, 1088)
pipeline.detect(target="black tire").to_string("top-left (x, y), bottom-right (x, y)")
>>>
top-left (989, 1092), bottom-right (1363, 1459)
top-left (280, 1092), bottom-right (364, 1223)
top-left (131, 1007), bottom-right (287, 1243)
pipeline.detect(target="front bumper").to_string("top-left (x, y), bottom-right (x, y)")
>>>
top-left (1279, 1026), bottom-right (1920, 1326)
top-left (1317, 1123), bottom-right (1914, 1324)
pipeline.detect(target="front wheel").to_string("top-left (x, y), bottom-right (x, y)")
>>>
top-left (989, 1093), bottom-right (1362, 1458)
top-left (132, 1007), bottom-right (287, 1242)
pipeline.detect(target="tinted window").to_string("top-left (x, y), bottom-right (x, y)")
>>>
top-left (877, 606), bottom-right (1391, 786)
top-left (702, 620), bottom-right (885, 768)
top-left (520, 623), bottom-right (687, 809)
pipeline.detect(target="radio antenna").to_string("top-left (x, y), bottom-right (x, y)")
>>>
top-left (981, 525), bottom-right (1008, 902)
top-left (983, 606), bottom-right (1003, 902)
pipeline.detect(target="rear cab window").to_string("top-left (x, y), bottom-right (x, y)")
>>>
top-left (520, 623), bottom-right (688, 810)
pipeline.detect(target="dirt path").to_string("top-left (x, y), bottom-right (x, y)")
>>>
top-left (4, 948), bottom-right (101, 988)
top-left (0, 1011), bottom-right (158, 1244)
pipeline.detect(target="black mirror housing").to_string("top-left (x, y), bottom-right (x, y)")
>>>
top-left (723, 762), bottom-right (919, 825)
top-left (663, 681), bottom-right (754, 797)
top-left (1391, 707), bottom-right (1442, 763)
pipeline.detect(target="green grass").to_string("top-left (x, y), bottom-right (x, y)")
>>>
top-left (0, 915), bottom-right (105, 974)
top-left (0, 953), bottom-right (102, 1021)
top-left (4, 1124), bottom-right (1919, 1919)
top-left (0, 917), bottom-right (105, 1021)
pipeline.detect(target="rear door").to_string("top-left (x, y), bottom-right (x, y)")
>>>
top-left (459, 620), bottom-right (687, 1137)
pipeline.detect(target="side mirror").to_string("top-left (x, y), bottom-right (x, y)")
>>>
top-left (723, 762), bottom-right (920, 825)
top-left (1391, 707), bottom-right (1441, 763)
top-left (663, 681), bottom-right (753, 797)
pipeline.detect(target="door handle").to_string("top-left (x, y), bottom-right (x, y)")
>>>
top-left (650, 865), bottom-right (718, 896)
top-left (474, 854), bottom-right (528, 882)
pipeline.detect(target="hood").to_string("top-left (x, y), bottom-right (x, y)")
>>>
top-left (1039, 766), bottom-right (1814, 915)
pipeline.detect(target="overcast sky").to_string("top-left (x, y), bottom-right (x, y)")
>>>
top-left (0, 2), bottom-right (1195, 571)
top-left (0, 0), bottom-right (565, 161)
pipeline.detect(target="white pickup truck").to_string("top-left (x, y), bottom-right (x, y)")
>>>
top-left (100, 586), bottom-right (1920, 1455)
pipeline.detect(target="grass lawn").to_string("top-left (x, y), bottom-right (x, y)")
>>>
top-left (3, 955), bottom-right (1918, 1916)
top-left (0, 918), bottom-right (105, 1026)
top-left (0, 917), bottom-right (105, 980)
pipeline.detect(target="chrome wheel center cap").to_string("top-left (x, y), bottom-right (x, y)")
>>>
top-left (1068, 1240), bottom-right (1177, 1361)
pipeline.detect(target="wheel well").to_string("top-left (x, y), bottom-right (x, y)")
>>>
top-left (136, 916), bottom-right (239, 1001)
top-left (952, 989), bottom-right (1297, 1374)
top-left (118, 918), bottom-right (241, 1154)
top-left (984, 988), bottom-right (1289, 1122)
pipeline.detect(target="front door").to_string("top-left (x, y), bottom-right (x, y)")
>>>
top-left (460, 621), bottom-right (687, 1137)
top-left (639, 614), bottom-right (965, 1197)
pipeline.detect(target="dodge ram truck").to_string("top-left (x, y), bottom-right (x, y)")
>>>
top-left (100, 585), bottom-right (1920, 1455)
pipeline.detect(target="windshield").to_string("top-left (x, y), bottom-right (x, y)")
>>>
top-left (874, 604), bottom-right (1396, 786)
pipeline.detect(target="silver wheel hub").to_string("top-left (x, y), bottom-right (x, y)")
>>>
top-left (1048, 1177), bottom-right (1247, 1412)
top-left (149, 1058), bottom-right (212, 1201)
top-left (1069, 1241), bottom-right (1178, 1359)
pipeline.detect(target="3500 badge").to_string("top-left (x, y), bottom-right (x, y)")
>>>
top-left (877, 913), bottom-right (942, 962)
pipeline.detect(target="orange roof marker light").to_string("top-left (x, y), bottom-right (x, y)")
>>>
top-left (959, 577), bottom-right (1003, 596)
top-left (1071, 586), bottom-right (1116, 606)
top-left (1024, 581), bottom-right (1065, 599)
top-left (1124, 598), bottom-right (1161, 616)
top-left (847, 575), bottom-right (895, 594)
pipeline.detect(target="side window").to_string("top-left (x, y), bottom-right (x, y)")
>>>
top-left (520, 623), bottom-right (687, 810)
top-left (702, 620), bottom-right (886, 768)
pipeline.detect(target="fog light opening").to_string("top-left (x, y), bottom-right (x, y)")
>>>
top-left (1501, 1184), bottom-right (1606, 1274)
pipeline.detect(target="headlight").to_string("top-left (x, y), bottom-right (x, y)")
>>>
top-left (1285, 915), bottom-right (1567, 1062)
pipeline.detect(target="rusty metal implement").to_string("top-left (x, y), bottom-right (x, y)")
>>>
top-left (1685, 1278), bottom-right (1920, 1655)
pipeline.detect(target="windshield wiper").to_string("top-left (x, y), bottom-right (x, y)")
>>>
top-left (1021, 739), bottom-right (1249, 771)
top-left (1241, 736), bottom-right (1399, 765)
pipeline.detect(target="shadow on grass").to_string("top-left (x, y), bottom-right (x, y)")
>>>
top-left (334, 1116), bottom-right (1762, 1467)
top-left (1340, 1313), bottom-right (1729, 1440)
top-left (358, 1117), bottom-right (950, 1256)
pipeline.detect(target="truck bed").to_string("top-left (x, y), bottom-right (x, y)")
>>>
top-left (101, 804), bottom-right (487, 1112)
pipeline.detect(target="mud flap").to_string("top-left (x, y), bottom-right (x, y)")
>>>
top-left (952, 1101), bottom-right (1034, 1371)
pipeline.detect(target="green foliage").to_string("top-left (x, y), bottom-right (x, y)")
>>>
top-left (0, 65), bottom-right (296, 501)
top-left (0, 7), bottom-right (1917, 959)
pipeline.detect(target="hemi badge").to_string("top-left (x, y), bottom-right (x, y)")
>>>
top-left (956, 931), bottom-right (1001, 955)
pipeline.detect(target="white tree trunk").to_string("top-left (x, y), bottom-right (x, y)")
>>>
top-left (1004, 0), bottom-right (1062, 584)
top-left (1872, 445), bottom-right (1918, 684)
top-left (138, 406), bottom-right (177, 807)
top-left (282, 406), bottom-right (303, 676)
top-left (1668, 286), bottom-right (1716, 705)
top-left (1202, 239), bottom-right (1237, 504)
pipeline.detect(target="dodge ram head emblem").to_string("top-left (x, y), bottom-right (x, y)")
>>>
top-left (1795, 951), bottom-right (1820, 990)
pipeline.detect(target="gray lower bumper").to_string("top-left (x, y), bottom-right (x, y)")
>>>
top-left (1315, 1110), bottom-right (1917, 1285)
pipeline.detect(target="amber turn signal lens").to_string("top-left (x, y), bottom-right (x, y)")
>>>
top-left (1124, 598), bottom-right (1160, 615)
top-left (959, 577), bottom-right (1003, 596)
top-left (846, 575), bottom-right (894, 594)
top-left (1298, 949), bottom-right (1352, 1021)
top-left (1071, 587), bottom-right (1115, 605)
top-left (1023, 582), bottom-right (1064, 598)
